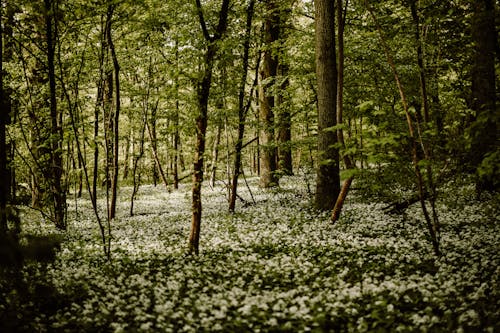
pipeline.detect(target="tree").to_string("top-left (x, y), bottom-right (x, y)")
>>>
top-left (276, 1), bottom-right (293, 176)
top-left (331, 0), bottom-right (353, 223)
top-left (314, 0), bottom-right (340, 210)
top-left (469, 0), bottom-right (498, 192)
top-left (365, 0), bottom-right (440, 256)
top-left (44, 0), bottom-right (67, 230)
top-left (189, 0), bottom-right (230, 255)
top-left (229, 0), bottom-right (256, 212)
top-left (0, 0), bottom-right (10, 234)
top-left (259, 0), bottom-right (280, 188)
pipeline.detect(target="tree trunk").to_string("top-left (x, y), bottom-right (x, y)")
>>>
top-left (315, 0), bottom-right (340, 210)
top-left (173, 41), bottom-right (180, 190)
top-left (0, 0), bottom-right (9, 234)
top-left (106, 4), bottom-right (120, 221)
top-left (130, 112), bottom-right (146, 217)
top-left (259, 0), bottom-right (280, 188)
top-left (366, 0), bottom-right (440, 256)
top-left (229, 0), bottom-right (255, 212)
top-left (331, 0), bottom-right (353, 223)
top-left (45, 0), bottom-right (66, 230)
top-left (470, 0), bottom-right (497, 192)
top-left (145, 104), bottom-right (170, 192)
top-left (189, 0), bottom-right (230, 255)
top-left (150, 101), bottom-right (159, 186)
top-left (276, 63), bottom-right (292, 176)
top-left (210, 122), bottom-right (222, 187)
top-left (276, 5), bottom-right (293, 176)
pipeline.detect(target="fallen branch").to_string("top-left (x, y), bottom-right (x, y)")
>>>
top-left (383, 192), bottom-right (429, 215)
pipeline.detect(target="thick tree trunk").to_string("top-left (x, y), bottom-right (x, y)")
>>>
top-left (0, 0), bottom-right (8, 233)
top-left (259, 0), bottom-right (280, 188)
top-left (470, 0), bottom-right (497, 192)
top-left (315, 0), bottom-right (340, 210)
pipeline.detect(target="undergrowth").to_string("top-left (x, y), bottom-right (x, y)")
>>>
top-left (1, 175), bottom-right (498, 332)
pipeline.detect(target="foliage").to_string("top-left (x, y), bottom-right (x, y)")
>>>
top-left (1, 176), bottom-right (498, 332)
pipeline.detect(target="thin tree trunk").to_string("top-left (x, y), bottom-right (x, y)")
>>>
top-left (410, 0), bottom-right (440, 249)
top-left (150, 101), bottom-right (159, 186)
top-left (130, 113), bottom-right (146, 217)
top-left (332, 0), bottom-right (353, 223)
top-left (122, 127), bottom-right (131, 180)
top-left (210, 122), bottom-right (222, 187)
top-left (106, 4), bottom-right (120, 221)
top-left (276, 4), bottom-right (292, 176)
top-left (366, 0), bottom-right (440, 256)
top-left (145, 103), bottom-right (170, 192)
top-left (173, 41), bottom-right (180, 189)
top-left (45, 0), bottom-right (66, 230)
top-left (229, 0), bottom-right (256, 212)
top-left (62, 31), bottom-right (111, 260)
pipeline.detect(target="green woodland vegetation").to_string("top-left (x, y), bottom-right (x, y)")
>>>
top-left (0, 0), bottom-right (498, 331)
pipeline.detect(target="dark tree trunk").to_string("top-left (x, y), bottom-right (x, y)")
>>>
top-left (189, 0), bottom-right (230, 255)
top-left (276, 62), bottom-right (292, 176)
top-left (209, 122), bottom-right (222, 187)
top-left (229, 0), bottom-right (255, 212)
top-left (173, 41), bottom-right (180, 190)
top-left (146, 102), bottom-right (170, 192)
top-left (0, 0), bottom-right (9, 233)
top-left (366, 0), bottom-right (440, 256)
top-left (315, 0), bottom-right (340, 210)
top-left (106, 4), bottom-right (120, 221)
top-left (259, 0), bottom-right (280, 188)
top-left (130, 113), bottom-right (146, 217)
top-left (45, 0), bottom-right (66, 230)
top-left (470, 0), bottom-right (498, 192)
top-left (331, 0), bottom-right (353, 223)
top-left (276, 4), bottom-right (292, 176)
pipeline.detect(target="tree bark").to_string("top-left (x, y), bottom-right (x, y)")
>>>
top-left (470, 0), bottom-right (497, 192)
top-left (189, 0), bottom-right (230, 255)
top-left (44, 0), bottom-right (66, 230)
top-left (276, 4), bottom-right (293, 176)
top-left (259, 0), bottom-right (280, 188)
top-left (331, 0), bottom-right (353, 223)
top-left (366, 0), bottom-right (440, 256)
top-left (209, 122), bottom-right (222, 187)
top-left (315, 0), bottom-right (340, 210)
top-left (106, 4), bottom-right (120, 221)
top-left (0, 0), bottom-right (9, 234)
top-left (229, 0), bottom-right (256, 212)
top-left (145, 103), bottom-right (170, 192)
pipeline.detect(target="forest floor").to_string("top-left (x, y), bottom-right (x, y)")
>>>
top-left (1, 175), bottom-right (499, 332)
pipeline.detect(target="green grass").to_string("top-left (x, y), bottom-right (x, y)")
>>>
top-left (1, 175), bottom-right (499, 332)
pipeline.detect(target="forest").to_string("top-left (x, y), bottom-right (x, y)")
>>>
top-left (0, 0), bottom-right (498, 332)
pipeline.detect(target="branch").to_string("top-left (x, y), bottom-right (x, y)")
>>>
top-left (195, 0), bottom-right (211, 41)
